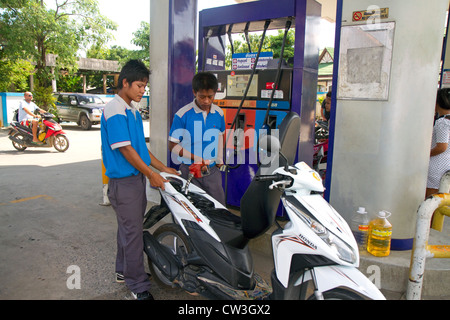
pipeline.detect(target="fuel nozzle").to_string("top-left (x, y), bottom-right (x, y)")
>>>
top-left (184, 173), bottom-right (194, 195)
top-left (184, 163), bottom-right (208, 195)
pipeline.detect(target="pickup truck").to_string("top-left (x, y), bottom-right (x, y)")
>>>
top-left (54, 93), bottom-right (105, 130)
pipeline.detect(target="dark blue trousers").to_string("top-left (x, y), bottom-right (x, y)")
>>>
top-left (108, 173), bottom-right (151, 294)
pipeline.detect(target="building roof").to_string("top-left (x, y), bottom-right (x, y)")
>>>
top-left (319, 47), bottom-right (334, 64)
top-left (318, 48), bottom-right (334, 77)
top-left (319, 62), bottom-right (334, 77)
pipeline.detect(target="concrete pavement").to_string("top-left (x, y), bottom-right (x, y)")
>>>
top-left (0, 123), bottom-right (200, 300)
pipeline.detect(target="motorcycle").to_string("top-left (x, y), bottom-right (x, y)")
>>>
top-left (9, 111), bottom-right (69, 152)
top-left (313, 120), bottom-right (329, 180)
top-left (143, 112), bottom-right (385, 300)
top-left (313, 139), bottom-right (328, 180)
top-left (314, 120), bottom-right (329, 142)
top-left (139, 106), bottom-right (149, 120)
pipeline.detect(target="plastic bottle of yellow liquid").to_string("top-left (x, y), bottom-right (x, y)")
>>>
top-left (367, 211), bottom-right (392, 257)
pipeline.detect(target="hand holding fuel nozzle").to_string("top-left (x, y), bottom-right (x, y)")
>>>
top-left (189, 160), bottom-right (211, 178)
top-left (189, 163), bottom-right (204, 178)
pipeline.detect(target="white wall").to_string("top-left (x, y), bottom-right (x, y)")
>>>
top-left (1, 93), bottom-right (27, 127)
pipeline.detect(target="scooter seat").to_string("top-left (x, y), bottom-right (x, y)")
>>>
top-left (15, 123), bottom-right (33, 133)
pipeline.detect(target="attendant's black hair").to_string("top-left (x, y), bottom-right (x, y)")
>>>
top-left (118, 60), bottom-right (150, 90)
top-left (192, 72), bottom-right (218, 93)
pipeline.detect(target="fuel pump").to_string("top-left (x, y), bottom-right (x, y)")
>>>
top-left (262, 18), bottom-right (292, 132)
top-left (202, 19), bottom-right (297, 207)
top-left (197, 0), bottom-right (321, 207)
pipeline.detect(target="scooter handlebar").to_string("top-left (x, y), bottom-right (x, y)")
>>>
top-left (255, 174), bottom-right (294, 190)
top-left (255, 174), bottom-right (285, 182)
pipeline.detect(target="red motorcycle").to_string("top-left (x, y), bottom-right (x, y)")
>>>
top-left (313, 138), bottom-right (328, 179)
top-left (9, 111), bottom-right (69, 152)
top-left (313, 120), bottom-right (329, 180)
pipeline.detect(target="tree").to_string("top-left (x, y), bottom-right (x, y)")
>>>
top-left (0, 58), bottom-right (34, 92)
top-left (267, 29), bottom-right (295, 61)
top-left (131, 21), bottom-right (150, 66)
top-left (85, 22), bottom-right (150, 91)
top-left (0, 0), bottom-right (117, 89)
top-left (87, 44), bottom-right (135, 66)
top-left (87, 21), bottom-right (150, 66)
top-left (86, 44), bottom-right (133, 90)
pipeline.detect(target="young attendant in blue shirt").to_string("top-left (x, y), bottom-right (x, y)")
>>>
top-left (101, 60), bottom-right (178, 300)
top-left (169, 72), bottom-right (226, 205)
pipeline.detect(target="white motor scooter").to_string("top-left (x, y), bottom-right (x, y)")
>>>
top-left (143, 112), bottom-right (385, 300)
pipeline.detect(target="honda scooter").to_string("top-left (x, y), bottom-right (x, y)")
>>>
top-left (143, 112), bottom-right (385, 300)
top-left (9, 111), bottom-right (69, 152)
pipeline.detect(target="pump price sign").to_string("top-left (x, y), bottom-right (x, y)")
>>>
top-left (232, 52), bottom-right (273, 70)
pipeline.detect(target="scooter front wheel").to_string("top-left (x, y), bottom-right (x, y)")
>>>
top-left (53, 134), bottom-right (69, 152)
top-left (307, 288), bottom-right (365, 300)
top-left (148, 224), bottom-right (193, 289)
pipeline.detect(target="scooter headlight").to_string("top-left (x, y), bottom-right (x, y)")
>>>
top-left (283, 198), bottom-right (357, 264)
top-left (324, 233), bottom-right (356, 264)
top-left (283, 198), bottom-right (328, 238)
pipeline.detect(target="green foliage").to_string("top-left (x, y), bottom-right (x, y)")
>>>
top-left (225, 30), bottom-right (296, 69)
top-left (87, 21), bottom-right (150, 68)
top-left (33, 85), bottom-right (57, 116)
top-left (57, 75), bottom-right (83, 93)
top-left (86, 23), bottom-right (151, 91)
top-left (0, 58), bottom-right (33, 92)
top-left (131, 21), bottom-right (150, 67)
top-left (86, 45), bottom-right (134, 90)
top-left (0, 0), bottom-right (117, 87)
top-left (87, 44), bottom-right (133, 67)
top-left (1, 1), bottom-right (151, 93)
top-left (267, 29), bottom-right (296, 61)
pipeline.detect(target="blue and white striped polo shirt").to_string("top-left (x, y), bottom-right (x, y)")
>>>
top-left (101, 95), bottom-right (151, 179)
top-left (169, 100), bottom-right (225, 165)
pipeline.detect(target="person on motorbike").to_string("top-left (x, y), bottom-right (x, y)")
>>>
top-left (101, 60), bottom-right (179, 300)
top-left (18, 92), bottom-right (45, 145)
top-left (168, 72), bottom-right (226, 205)
top-left (320, 91), bottom-right (332, 122)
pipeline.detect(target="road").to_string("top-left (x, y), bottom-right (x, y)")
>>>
top-left (0, 122), bottom-right (200, 300)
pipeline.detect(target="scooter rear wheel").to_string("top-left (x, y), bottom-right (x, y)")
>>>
top-left (147, 224), bottom-right (193, 289)
top-left (11, 133), bottom-right (27, 151)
